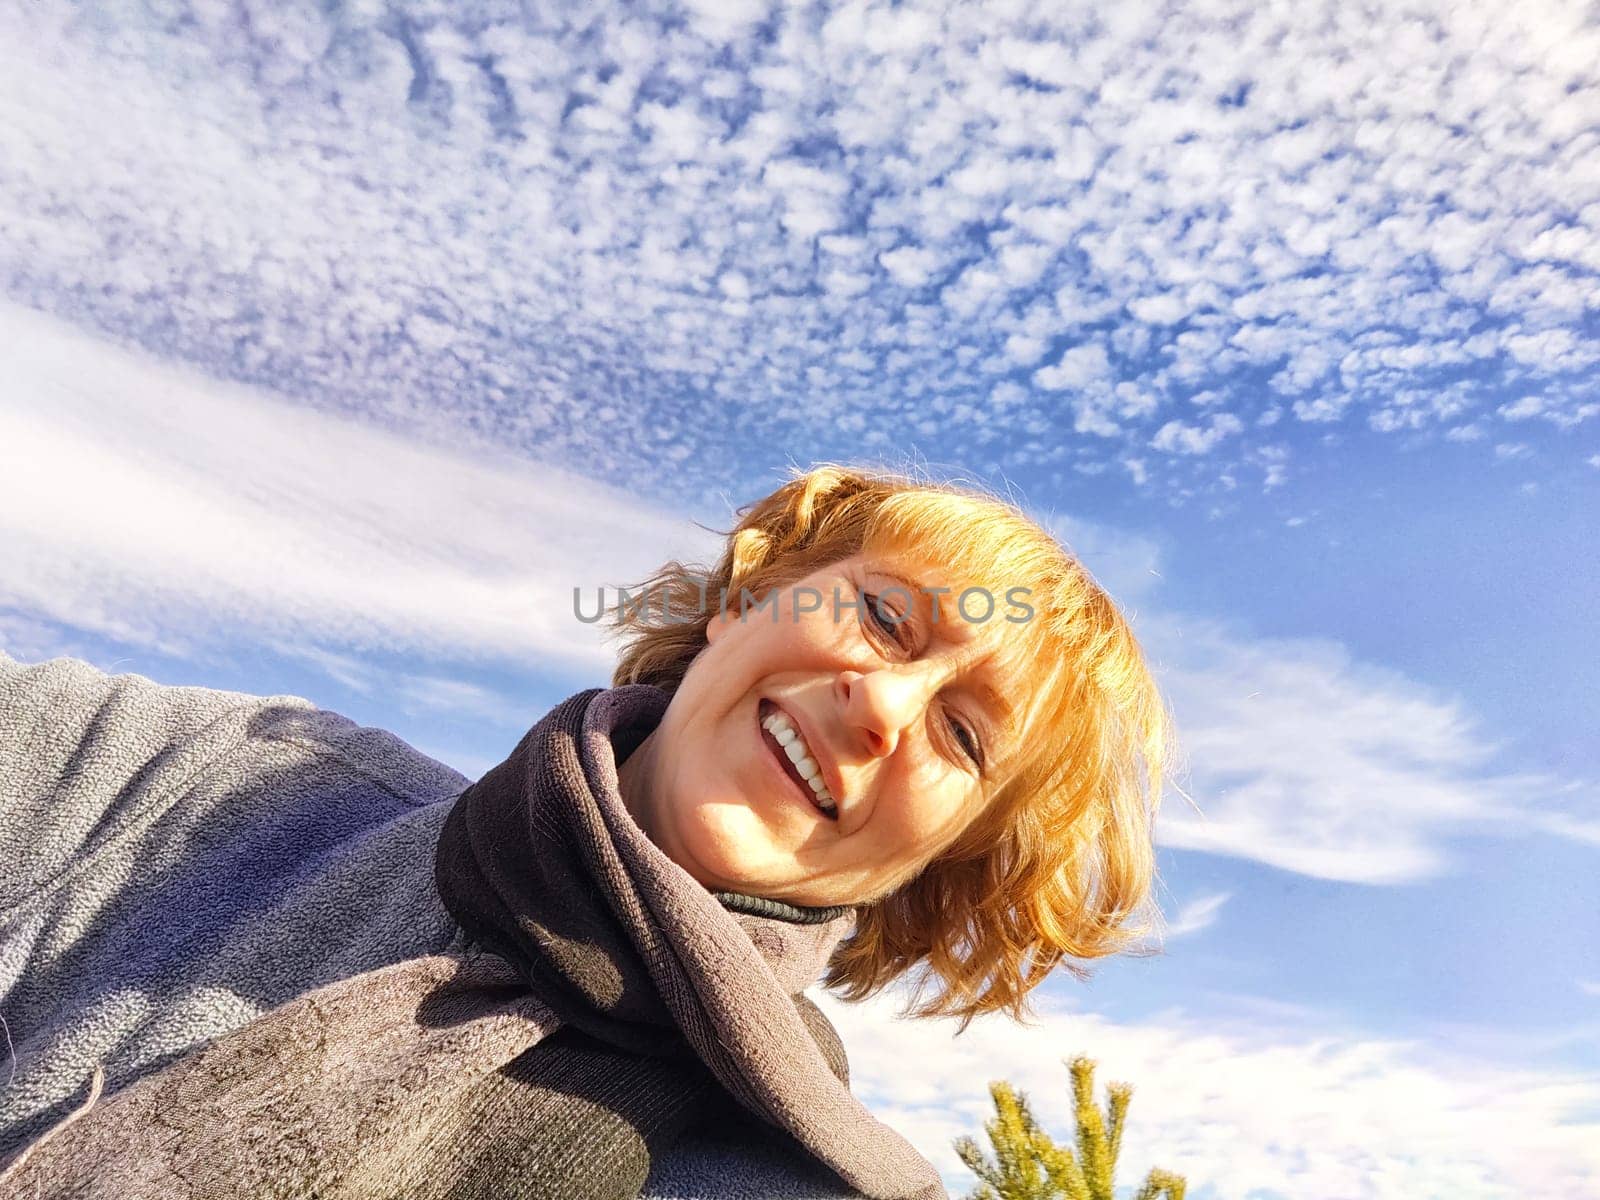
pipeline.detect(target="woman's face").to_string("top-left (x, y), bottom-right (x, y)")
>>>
top-left (617, 548), bottom-right (1024, 907)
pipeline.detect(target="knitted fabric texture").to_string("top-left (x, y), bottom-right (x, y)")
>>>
top-left (0, 682), bottom-right (945, 1200)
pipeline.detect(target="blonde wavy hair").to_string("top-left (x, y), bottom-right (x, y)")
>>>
top-left (610, 465), bottom-right (1175, 1027)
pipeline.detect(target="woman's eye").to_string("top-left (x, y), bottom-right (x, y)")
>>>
top-left (949, 715), bottom-right (983, 768)
top-left (860, 592), bottom-right (910, 648)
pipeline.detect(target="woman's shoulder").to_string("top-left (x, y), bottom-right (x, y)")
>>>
top-left (0, 651), bottom-right (473, 1154)
top-left (0, 652), bottom-right (468, 870)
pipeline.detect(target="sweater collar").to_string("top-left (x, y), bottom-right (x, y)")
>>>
top-left (712, 890), bottom-right (855, 925)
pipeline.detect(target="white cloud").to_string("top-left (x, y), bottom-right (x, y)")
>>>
top-left (1151, 413), bottom-right (1244, 455)
top-left (1034, 342), bottom-right (1113, 391)
top-left (1499, 395), bottom-right (1546, 420)
top-left (281, 644), bottom-right (520, 726)
top-left (1023, 525), bottom-right (1571, 870)
top-left (878, 245), bottom-right (943, 288)
top-left (994, 241), bottom-right (1054, 289)
top-left (1002, 332), bottom-right (1048, 365)
top-left (818, 985), bottom-right (1600, 1199)
top-left (717, 270), bottom-right (752, 300)
top-left (1163, 890), bottom-right (1231, 939)
top-left (680, 0), bottom-right (771, 43)
top-left (940, 263), bottom-right (1005, 318)
top-left (1503, 328), bottom-right (1596, 372)
top-left (1128, 293), bottom-right (1190, 325)
top-left (1147, 613), bottom-right (1588, 883)
top-left (0, 303), bottom-right (718, 673)
top-left (1292, 393), bottom-right (1355, 423)
top-left (1496, 391), bottom-right (1600, 430)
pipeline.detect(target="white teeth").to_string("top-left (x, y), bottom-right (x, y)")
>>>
top-left (762, 709), bottom-right (837, 812)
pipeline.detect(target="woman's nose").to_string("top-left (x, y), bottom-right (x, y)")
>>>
top-left (835, 667), bottom-right (931, 758)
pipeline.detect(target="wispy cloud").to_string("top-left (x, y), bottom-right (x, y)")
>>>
top-left (819, 985), bottom-right (1600, 1199)
top-left (1147, 613), bottom-right (1596, 882)
top-left (716, 452), bottom-right (1562, 887)
top-left (282, 644), bottom-right (522, 726)
top-left (0, 302), bottom-right (719, 672)
top-left (2, 1), bottom-right (1596, 500)
top-left (963, 495), bottom-right (1578, 889)
top-left (1024, 512), bottom-right (1600, 889)
top-left (1164, 891), bottom-right (1231, 939)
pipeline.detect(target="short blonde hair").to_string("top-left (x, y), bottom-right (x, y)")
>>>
top-left (611, 465), bottom-right (1175, 1026)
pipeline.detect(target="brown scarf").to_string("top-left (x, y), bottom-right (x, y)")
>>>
top-left (0, 685), bottom-right (946, 1200)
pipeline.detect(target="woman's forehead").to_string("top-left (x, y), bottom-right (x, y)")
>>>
top-left (844, 547), bottom-right (1026, 620)
top-left (842, 541), bottom-right (997, 589)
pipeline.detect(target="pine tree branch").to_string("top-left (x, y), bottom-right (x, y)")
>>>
top-left (1067, 1056), bottom-right (1112, 1200)
top-left (1134, 1168), bottom-right (1187, 1200)
top-left (1107, 1083), bottom-right (1132, 1166)
top-left (954, 1057), bottom-right (1190, 1200)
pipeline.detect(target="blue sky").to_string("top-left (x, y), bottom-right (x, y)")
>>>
top-left (2, 1), bottom-right (1598, 1195)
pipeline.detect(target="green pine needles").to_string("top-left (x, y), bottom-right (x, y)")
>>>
top-left (952, 1055), bottom-right (1187, 1200)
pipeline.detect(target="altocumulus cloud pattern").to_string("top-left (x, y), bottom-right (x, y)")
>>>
top-left (2, 0), bottom-right (1597, 501)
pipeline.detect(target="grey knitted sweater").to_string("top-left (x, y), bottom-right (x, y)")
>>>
top-left (0, 651), bottom-right (862, 1197)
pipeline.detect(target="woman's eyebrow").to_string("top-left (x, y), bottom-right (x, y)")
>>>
top-left (875, 569), bottom-right (924, 607)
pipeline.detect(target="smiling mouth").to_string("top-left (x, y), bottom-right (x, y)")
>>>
top-left (758, 699), bottom-right (838, 821)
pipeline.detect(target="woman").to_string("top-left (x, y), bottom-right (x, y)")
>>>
top-left (0, 465), bottom-right (1172, 1198)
